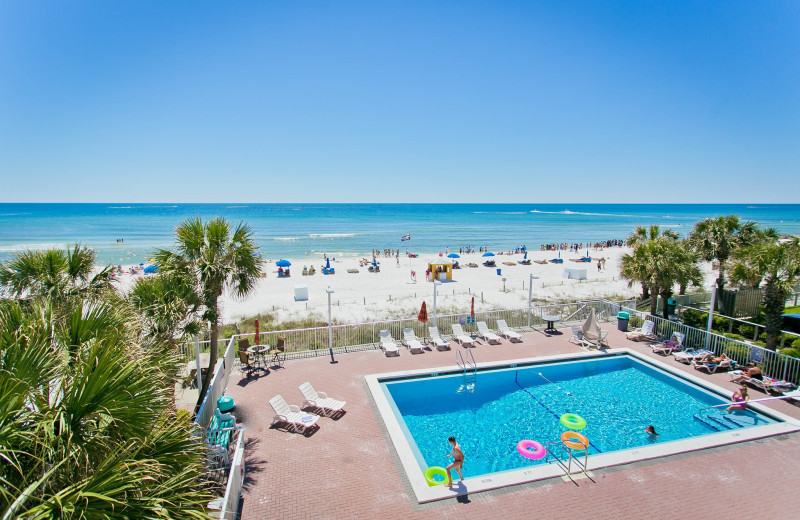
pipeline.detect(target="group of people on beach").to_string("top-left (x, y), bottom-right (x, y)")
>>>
top-left (373, 249), bottom-right (400, 258)
top-left (541, 240), bottom-right (624, 252)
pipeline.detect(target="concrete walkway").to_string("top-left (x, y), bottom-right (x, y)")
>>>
top-left (226, 326), bottom-right (800, 519)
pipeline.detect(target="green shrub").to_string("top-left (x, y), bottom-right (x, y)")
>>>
top-left (759, 332), bottom-right (767, 342)
top-left (739, 324), bottom-right (755, 338)
top-left (712, 316), bottom-right (729, 333)
top-left (681, 309), bottom-right (705, 329)
top-left (753, 340), bottom-right (766, 347)
top-left (629, 316), bottom-right (643, 328)
top-left (778, 347), bottom-right (800, 359)
top-left (792, 338), bottom-right (800, 349)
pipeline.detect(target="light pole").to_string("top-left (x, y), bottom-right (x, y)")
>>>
top-left (705, 284), bottom-right (717, 350)
top-left (433, 279), bottom-right (441, 328)
top-left (528, 273), bottom-right (539, 328)
top-left (327, 286), bottom-right (337, 364)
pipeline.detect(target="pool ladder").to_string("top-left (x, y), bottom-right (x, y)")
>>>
top-left (456, 348), bottom-right (477, 377)
top-left (545, 440), bottom-right (591, 480)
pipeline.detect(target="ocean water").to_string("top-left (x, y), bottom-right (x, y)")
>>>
top-left (0, 203), bottom-right (798, 266)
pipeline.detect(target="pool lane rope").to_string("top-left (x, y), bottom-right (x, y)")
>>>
top-left (514, 371), bottom-right (602, 453)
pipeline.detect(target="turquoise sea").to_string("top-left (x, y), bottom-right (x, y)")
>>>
top-left (1, 204), bottom-right (798, 266)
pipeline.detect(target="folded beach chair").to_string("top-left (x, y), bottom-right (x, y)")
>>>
top-left (580, 309), bottom-right (608, 349)
top-left (692, 357), bottom-right (732, 374)
top-left (299, 382), bottom-right (346, 417)
top-left (673, 348), bottom-right (713, 364)
top-left (625, 320), bottom-right (657, 342)
top-left (269, 395), bottom-right (320, 433)
top-left (568, 325), bottom-right (583, 345)
top-left (476, 321), bottom-right (501, 344)
top-left (428, 326), bottom-right (450, 351)
top-left (378, 330), bottom-right (400, 357)
top-left (451, 324), bottom-right (475, 347)
top-left (496, 319), bottom-right (522, 342)
top-left (651, 332), bottom-right (685, 355)
top-left (402, 328), bottom-right (425, 354)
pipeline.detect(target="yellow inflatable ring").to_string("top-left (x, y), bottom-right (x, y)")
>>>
top-left (561, 431), bottom-right (590, 451)
top-left (559, 413), bottom-right (587, 430)
top-left (423, 466), bottom-right (448, 486)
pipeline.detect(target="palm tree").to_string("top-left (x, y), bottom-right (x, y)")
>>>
top-left (729, 235), bottom-right (800, 350)
top-left (128, 272), bottom-right (203, 347)
top-left (0, 245), bottom-right (114, 303)
top-left (154, 217), bottom-right (263, 404)
top-left (624, 225), bottom-right (680, 299)
top-left (0, 298), bottom-right (213, 518)
top-left (688, 215), bottom-right (758, 293)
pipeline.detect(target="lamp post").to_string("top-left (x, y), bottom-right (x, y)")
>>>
top-left (528, 273), bottom-right (539, 328)
top-left (433, 279), bottom-right (441, 328)
top-left (705, 284), bottom-right (717, 350)
top-left (327, 286), bottom-right (337, 364)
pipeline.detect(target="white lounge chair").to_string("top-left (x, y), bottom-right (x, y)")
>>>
top-left (692, 356), bottom-right (733, 373)
top-left (299, 382), bottom-right (346, 417)
top-left (476, 321), bottom-right (501, 344)
top-left (651, 332), bottom-right (685, 355)
top-left (496, 320), bottom-right (522, 342)
top-left (269, 395), bottom-right (320, 433)
top-left (568, 325), bottom-right (583, 345)
top-left (626, 320), bottom-right (657, 342)
top-left (428, 326), bottom-right (450, 351)
top-left (378, 329), bottom-right (400, 357)
top-left (451, 324), bottom-right (475, 347)
top-left (673, 348), bottom-right (713, 364)
top-left (402, 328), bottom-right (425, 354)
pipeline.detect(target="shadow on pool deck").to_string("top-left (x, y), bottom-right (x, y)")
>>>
top-left (226, 325), bottom-right (800, 520)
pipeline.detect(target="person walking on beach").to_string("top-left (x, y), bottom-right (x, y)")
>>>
top-left (597, 260), bottom-right (601, 272)
top-left (445, 436), bottom-right (464, 487)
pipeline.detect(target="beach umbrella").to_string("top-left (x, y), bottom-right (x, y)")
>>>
top-left (482, 252), bottom-right (495, 257)
top-left (276, 259), bottom-right (291, 267)
top-left (447, 253), bottom-right (460, 258)
top-left (143, 265), bottom-right (158, 274)
top-left (255, 319), bottom-right (260, 344)
top-left (418, 301), bottom-right (428, 323)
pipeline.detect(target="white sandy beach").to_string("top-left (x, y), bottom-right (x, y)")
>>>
top-left (114, 247), bottom-right (716, 325)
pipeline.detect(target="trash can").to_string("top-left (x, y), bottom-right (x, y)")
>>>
top-left (497, 268), bottom-right (502, 276)
top-left (216, 396), bottom-right (235, 413)
top-left (617, 311), bottom-right (630, 332)
top-left (667, 298), bottom-right (677, 316)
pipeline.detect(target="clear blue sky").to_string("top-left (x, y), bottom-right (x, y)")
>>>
top-left (1, 1), bottom-right (798, 203)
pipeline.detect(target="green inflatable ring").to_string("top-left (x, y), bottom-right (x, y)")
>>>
top-left (560, 413), bottom-right (587, 430)
top-left (423, 466), bottom-right (448, 486)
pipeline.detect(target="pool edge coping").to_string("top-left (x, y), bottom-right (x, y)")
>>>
top-left (364, 348), bottom-right (800, 503)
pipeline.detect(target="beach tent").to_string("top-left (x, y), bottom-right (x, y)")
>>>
top-left (427, 262), bottom-right (453, 281)
top-left (563, 268), bottom-right (587, 280)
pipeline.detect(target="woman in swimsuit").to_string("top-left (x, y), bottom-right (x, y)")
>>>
top-left (727, 386), bottom-right (749, 413)
top-left (445, 436), bottom-right (464, 487)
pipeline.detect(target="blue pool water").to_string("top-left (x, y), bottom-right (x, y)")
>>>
top-left (380, 355), bottom-right (777, 477)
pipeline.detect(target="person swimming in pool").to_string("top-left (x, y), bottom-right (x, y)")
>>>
top-left (645, 425), bottom-right (659, 439)
top-left (445, 436), bottom-right (464, 487)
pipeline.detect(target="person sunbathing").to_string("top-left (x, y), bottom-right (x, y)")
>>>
top-left (696, 352), bottom-right (728, 365)
top-left (730, 364), bottom-right (762, 383)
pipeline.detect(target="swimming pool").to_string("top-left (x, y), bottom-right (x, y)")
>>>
top-left (365, 349), bottom-right (800, 502)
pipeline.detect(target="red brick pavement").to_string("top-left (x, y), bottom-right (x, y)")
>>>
top-left (226, 326), bottom-right (800, 520)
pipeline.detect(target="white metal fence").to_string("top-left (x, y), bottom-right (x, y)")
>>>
top-left (218, 436), bottom-right (245, 520)
top-left (621, 306), bottom-right (800, 386)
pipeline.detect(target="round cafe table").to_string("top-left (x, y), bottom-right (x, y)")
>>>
top-left (541, 316), bottom-right (561, 333)
top-left (247, 345), bottom-right (268, 369)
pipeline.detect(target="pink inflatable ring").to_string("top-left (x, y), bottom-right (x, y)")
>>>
top-left (517, 439), bottom-right (546, 460)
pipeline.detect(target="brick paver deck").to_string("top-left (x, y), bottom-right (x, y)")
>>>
top-left (226, 326), bottom-right (800, 519)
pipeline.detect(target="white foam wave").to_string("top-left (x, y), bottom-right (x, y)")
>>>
top-left (227, 205), bottom-right (248, 208)
top-left (273, 237), bottom-right (299, 241)
top-left (530, 209), bottom-right (639, 218)
top-left (472, 211), bottom-right (527, 215)
top-left (308, 233), bottom-right (358, 238)
top-left (108, 206), bottom-right (132, 209)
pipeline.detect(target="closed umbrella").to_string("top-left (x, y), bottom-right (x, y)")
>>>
top-left (418, 301), bottom-right (428, 323)
top-left (326, 257), bottom-right (331, 269)
top-left (276, 259), bottom-right (291, 267)
top-left (470, 296), bottom-right (475, 323)
top-left (255, 319), bottom-right (260, 345)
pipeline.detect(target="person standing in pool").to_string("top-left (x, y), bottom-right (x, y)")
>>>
top-left (645, 425), bottom-right (659, 439)
top-left (445, 436), bottom-right (464, 487)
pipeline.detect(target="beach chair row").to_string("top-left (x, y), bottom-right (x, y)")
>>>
top-left (378, 320), bottom-right (523, 356)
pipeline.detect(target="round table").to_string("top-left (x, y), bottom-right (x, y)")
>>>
top-left (541, 315), bottom-right (561, 332)
top-left (247, 345), bottom-right (268, 368)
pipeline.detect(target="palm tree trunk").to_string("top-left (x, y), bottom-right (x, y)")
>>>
top-left (763, 279), bottom-right (784, 351)
top-left (649, 284), bottom-right (659, 315)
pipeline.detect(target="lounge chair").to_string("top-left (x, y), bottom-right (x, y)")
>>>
top-left (269, 395), bottom-right (320, 433)
top-left (402, 328), bottom-right (425, 354)
top-left (299, 382), bottom-right (346, 417)
top-left (378, 329), bottom-right (400, 357)
top-left (206, 408), bottom-right (238, 467)
top-left (568, 325), bottom-right (583, 345)
top-left (744, 376), bottom-right (796, 394)
top-left (428, 326), bottom-right (450, 351)
top-left (580, 309), bottom-right (608, 349)
top-left (451, 324), bottom-right (475, 347)
top-left (496, 319), bottom-right (522, 342)
top-left (476, 321), bottom-right (501, 344)
top-left (651, 332), bottom-right (685, 355)
top-left (673, 348), bottom-right (713, 364)
top-left (625, 320), bottom-right (657, 342)
top-left (692, 356), bottom-right (733, 373)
